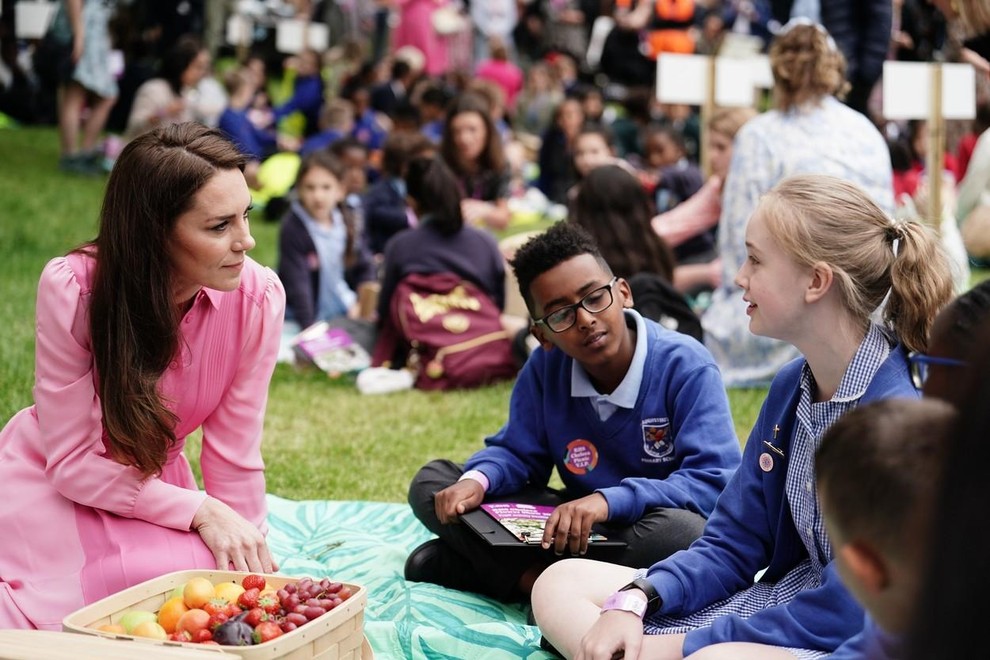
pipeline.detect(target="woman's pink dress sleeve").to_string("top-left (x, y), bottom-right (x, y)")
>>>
top-left (34, 257), bottom-right (207, 531)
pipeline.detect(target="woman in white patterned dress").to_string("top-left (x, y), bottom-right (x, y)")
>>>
top-left (701, 21), bottom-right (895, 387)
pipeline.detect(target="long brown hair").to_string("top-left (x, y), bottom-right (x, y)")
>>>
top-left (84, 122), bottom-right (246, 477)
top-left (571, 164), bottom-right (676, 283)
top-left (440, 91), bottom-right (506, 176)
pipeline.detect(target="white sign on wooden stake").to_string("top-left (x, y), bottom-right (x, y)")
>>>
top-left (882, 61), bottom-right (976, 120)
top-left (657, 53), bottom-right (771, 107)
top-left (275, 19), bottom-right (329, 54)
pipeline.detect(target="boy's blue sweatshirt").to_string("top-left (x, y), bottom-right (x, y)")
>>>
top-left (645, 347), bottom-right (917, 655)
top-left (464, 313), bottom-right (741, 522)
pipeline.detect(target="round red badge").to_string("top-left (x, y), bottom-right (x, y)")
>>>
top-left (563, 439), bottom-right (599, 475)
top-left (759, 452), bottom-right (774, 472)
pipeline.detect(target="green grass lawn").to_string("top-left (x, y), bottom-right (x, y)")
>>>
top-left (0, 126), bottom-right (770, 503)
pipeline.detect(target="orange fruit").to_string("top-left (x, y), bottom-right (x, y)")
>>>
top-left (96, 623), bottom-right (126, 634)
top-left (176, 608), bottom-right (211, 635)
top-left (157, 596), bottom-right (189, 634)
top-left (132, 621), bottom-right (168, 640)
top-left (182, 577), bottom-right (215, 609)
top-left (212, 581), bottom-right (245, 605)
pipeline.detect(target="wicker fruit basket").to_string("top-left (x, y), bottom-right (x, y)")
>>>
top-left (62, 569), bottom-right (372, 659)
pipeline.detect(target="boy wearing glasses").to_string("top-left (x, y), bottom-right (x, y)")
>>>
top-left (405, 223), bottom-right (741, 602)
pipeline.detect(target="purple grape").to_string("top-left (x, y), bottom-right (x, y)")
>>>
top-left (286, 612), bottom-right (308, 627)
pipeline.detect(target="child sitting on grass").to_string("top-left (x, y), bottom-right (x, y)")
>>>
top-left (688, 398), bottom-right (956, 659)
top-left (405, 222), bottom-right (742, 602)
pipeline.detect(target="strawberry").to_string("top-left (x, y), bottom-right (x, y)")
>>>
top-left (224, 603), bottom-right (243, 619)
top-left (237, 587), bottom-right (260, 610)
top-left (202, 598), bottom-right (229, 617)
top-left (241, 574), bottom-right (266, 591)
top-left (243, 607), bottom-right (267, 628)
top-left (206, 612), bottom-right (229, 632)
top-left (257, 593), bottom-right (280, 616)
top-left (253, 621), bottom-right (283, 644)
top-left (193, 628), bottom-right (214, 643)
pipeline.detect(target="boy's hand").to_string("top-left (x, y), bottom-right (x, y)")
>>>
top-left (434, 480), bottom-right (485, 524)
top-left (542, 493), bottom-right (609, 556)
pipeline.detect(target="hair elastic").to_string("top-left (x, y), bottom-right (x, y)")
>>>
top-left (775, 17), bottom-right (838, 53)
top-left (885, 220), bottom-right (905, 258)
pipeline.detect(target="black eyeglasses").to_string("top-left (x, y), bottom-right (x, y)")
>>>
top-left (907, 352), bottom-right (966, 389)
top-left (534, 277), bottom-right (618, 333)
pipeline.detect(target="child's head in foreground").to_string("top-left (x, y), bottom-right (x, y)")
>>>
top-left (816, 397), bottom-right (956, 634)
top-left (920, 279), bottom-right (990, 399)
top-left (509, 223), bottom-right (635, 377)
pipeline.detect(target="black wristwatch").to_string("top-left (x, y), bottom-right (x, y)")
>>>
top-left (619, 578), bottom-right (662, 616)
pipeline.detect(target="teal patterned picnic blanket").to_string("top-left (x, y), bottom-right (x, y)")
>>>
top-left (265, 495), bottom-right (555, 659)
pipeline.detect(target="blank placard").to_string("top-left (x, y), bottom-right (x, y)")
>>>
top-left (15, 2), bottom-right (56, 39)
top-left (657, 53), bottom-right (708, 105)
top-left (275, 19), bottom-right (329, 54)
top-left (749, 55), bottom-right (774, 89)
top-left (883, 61), bottom-right (976, 120)
top-left (226, 14), bottom-right (253, 47)
top-left (942, 63), bottom-right (976, 120)
top-left (658, 53), bottom-right (770, 106)
top-left (715, 58), bottom-right (754, 107)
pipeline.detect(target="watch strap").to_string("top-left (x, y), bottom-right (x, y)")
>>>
top-left (619, 577), bottom-right (662, 616)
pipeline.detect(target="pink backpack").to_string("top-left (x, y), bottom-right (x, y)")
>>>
top-left (371, 272), bottom-right (519, 390)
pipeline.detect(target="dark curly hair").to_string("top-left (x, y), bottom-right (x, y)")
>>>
top-left (509, 222), bottom-right (612, 313)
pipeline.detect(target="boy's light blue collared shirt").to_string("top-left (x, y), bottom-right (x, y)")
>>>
top-left (571, 309), bottom-right (647, 421)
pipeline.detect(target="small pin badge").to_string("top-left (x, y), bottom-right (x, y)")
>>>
top-left (759, 452), bottom-right (774, 472)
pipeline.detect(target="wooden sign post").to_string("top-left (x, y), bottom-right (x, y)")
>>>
top-left (656, 53), bottom-right (772, 177)
top-left (882, 61), bottom-right (976, 230)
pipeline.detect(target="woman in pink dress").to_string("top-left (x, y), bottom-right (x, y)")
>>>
top-left (0, 123), bottom-right (285, 630)
top-left (392, 0), bottom-right (450, 77)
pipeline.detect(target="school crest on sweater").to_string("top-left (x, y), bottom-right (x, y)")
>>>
top-left (642, 417), bottom-right (675, 463)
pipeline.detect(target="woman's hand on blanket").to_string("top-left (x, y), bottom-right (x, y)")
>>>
top-left (541, 493), bottom-right (608, 556)
top-left (192, 496), bottom-right (278, 573)
top-left (434, 480), bottom-right (485, 524)
top-left (576, 610), bottom-right (644, 660)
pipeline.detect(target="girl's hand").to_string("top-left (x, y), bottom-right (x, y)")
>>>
top-left (192, 496), bottom-right (278, 573)
top-left (576, 610), bottom-right (645, 660)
